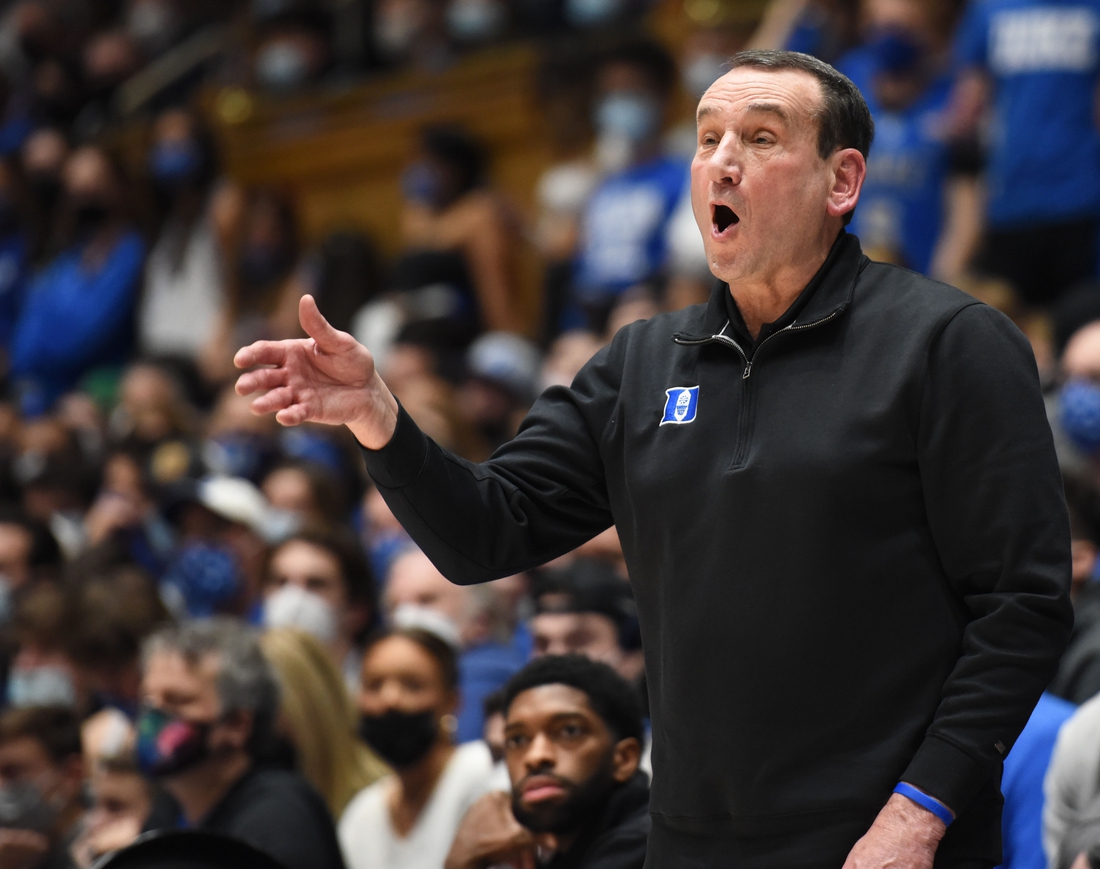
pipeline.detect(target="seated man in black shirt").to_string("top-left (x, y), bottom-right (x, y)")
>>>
top-left (138, 617), bottom-right (345, 869)
top-left (446, 655), bottom-right (649, 869)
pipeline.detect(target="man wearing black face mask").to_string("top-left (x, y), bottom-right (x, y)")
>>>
top-left (139, 618), bottom-right (345, 869)
top-left (446, 655), bottom-right (649, 869)
top-left (0, 706), bottom-right (85, 869)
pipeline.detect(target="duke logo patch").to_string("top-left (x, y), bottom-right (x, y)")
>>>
top-left (660, 386), bottom-right (699, 425)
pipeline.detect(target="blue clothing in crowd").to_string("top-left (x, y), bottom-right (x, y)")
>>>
top-left (10, 230), bottom-right (144, 411)
top-left (456, 638), bottom-right (528, 744)
top-left (838, 51), bottom-right (955, 274)
top-left (573, 155), bottom-right (686, 304)
top-left (997, 692), bottom-right (1076, 869)
top-left (955, 0), bottom-right (1100, 228)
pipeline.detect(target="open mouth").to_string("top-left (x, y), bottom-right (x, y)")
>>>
top-left (713, 204), bottom-right (739, 233)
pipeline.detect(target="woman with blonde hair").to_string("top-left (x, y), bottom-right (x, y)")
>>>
top-left (260, 627), bottom-right (388, 817)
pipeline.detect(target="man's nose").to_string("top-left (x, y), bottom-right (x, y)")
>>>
top-left (523, 733), bottom-right (556, 770)
top-left (706, 132), bottom-right (743, 186)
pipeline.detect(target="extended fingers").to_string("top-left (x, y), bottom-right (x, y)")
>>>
top-left (248, 385), bottom-right (299, 417)
top-left (299, 294), bottom-right (350, 354)
top-left (234, 339), bottom-right (289, 370)
top-left (235, 366), bottom-right (287, 397)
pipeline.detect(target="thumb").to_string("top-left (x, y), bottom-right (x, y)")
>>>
top-left (299, 294), bottom-right (344, 352)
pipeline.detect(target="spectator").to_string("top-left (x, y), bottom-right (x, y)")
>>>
top-left (530, 560), bottom-right (645, 686)
top-left (570, 40), bottom-right (685, 331)
top-left (0, 705), bottom-right (86, 869)
top-left (0, 505), bottom-right (61, 594)
top-left (838, 0), bottom-right (981, 279)
top-left (9, 145), bottom-right (144, 414)
top-left (19, 127), bottom-right (69, 264)
top-left (389, 125), bottom-right (526, 342)
top-left (748, 0), bottom-right (861, 65)
top-left (445, 655), bottom-right (648, 869)
top-left (138, 107), bottom-right (226, 364)
top-left (139, 618), bottom-right (345, 869)
top-left (200, 188), bottom-right (302, 385)
top-left (258, 627), bottom-right (388, 817)
top-left (385, 549), bottom-right (527, 742)
top-left (251, 5), bottom-right (332, 93)
top-left (954, 0), bottom-right (1100, 305)
top-left (260, 460), bottom-right (348, 527)
top-left (110, 361), bottom-right (198, 455)
top-left (339, 626), bottom-right (494, 869)
top-left (71, 755), bottom-right (154, 869)
top-left (1051, 475), bottom-right (1100, 704)
top-left (1047, 689), bottom-right (1100, 869)
top-left (457, 331), bottom-right (543, 450)
top-left (998, 691), bottom-right (1076, 869)
top-left (262, 526), bottom-right (378, 690)
top-left (8, 582), bottom-right (82, 710)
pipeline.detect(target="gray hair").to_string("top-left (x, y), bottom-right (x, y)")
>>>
top-left (143, 617), bottom-right (280, 753)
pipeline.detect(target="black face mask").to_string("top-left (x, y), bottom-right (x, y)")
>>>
top-left (358, 709), bottom-right (439, 769)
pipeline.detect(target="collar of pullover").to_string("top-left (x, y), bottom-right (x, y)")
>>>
top-left (679, 230), bottom-right (866, 344)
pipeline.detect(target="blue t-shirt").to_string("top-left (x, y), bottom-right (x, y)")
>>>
top-left (574, 155), bottom-right (687, 302)
top-left (839, 51), bottom-right (955, 274)
top-left (456, 638), bottom-right (527, 744)
top-left (11, 230), bottom-right (144, 409)
top-left (997, 692), bottom-right (1076, 869)
top-left (955, 0), bottom-right (1100, 227)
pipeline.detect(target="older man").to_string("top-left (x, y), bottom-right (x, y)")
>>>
top-left (235, 50), bottom-right (1072, 869)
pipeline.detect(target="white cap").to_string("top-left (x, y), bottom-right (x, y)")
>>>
top-left (391, 604), bottom-right (462, 650)
top-left (198, 476), bottom-right (270, 536)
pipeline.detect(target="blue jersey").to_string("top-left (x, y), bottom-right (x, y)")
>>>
top-left (955, 0), bottom-right (1100, 227)
top-left (574, 155), bottom-right (686, 302)
top-left (840, 50), bottom-right (955, 274)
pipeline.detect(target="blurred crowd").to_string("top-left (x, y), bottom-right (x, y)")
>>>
top-left (0, 0), bottom-right (1099, 868)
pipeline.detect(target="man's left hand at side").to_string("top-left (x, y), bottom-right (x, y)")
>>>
top-left (842, 793), bottom-right (948, 869)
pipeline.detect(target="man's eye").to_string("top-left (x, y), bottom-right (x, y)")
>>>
top-left (558, 724), bottom-right (583, 740)
top-left (505, 735), bottom-right (527, 750)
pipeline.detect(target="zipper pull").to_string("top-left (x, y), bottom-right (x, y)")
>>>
top-left (742, 361), bottom-right (752, 380)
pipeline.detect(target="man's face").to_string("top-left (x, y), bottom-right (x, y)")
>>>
top-left (385, 552), bottom-right (469, 630)
top-left (0, 736), bottom-right (82, 833)
top-left (531, 612), bottom-right (621, 664)
top-left (267, 540), bottom-right (349, 615)
top-left (141, 651), bottom-right (251, 765)
top-left (691, 67), bottom-right (854, 285)
top-left (504, 684), bottom-right (638, 835)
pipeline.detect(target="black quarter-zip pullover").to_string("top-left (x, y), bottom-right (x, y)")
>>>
top-left (363, 232), bottom-right (1073, 867)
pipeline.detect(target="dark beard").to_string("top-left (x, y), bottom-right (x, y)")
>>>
top-left (511, 752), bottom-right (619, 837)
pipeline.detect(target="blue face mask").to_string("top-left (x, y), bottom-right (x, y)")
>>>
top-left (1061, 379), bottom-right (1100, 454)
top-left (595, 92), bottom-right (661, 144)
top-left (149, 140), bottom-right (202, 185)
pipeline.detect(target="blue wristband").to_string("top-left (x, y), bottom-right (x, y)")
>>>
top-left (893, 782), bottom-right (954, 827)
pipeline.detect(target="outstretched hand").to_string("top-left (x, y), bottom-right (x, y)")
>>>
top-left (234, 294), bottom-right (399, 449)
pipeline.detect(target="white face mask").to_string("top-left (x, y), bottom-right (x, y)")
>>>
top-left (263, 584), bottom-right (338, 645)
top-left (446, 0), bottom-right (506, 41)
top-left (7, 666), bottom-right (77, 709)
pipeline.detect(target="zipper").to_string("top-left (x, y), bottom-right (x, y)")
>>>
top-left (672, 307), bottom-right (846, 468)
top-left (673, 307), bottom-right (846, 378)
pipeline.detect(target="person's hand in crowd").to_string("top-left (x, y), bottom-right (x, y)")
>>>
top-left (70, 814), bottom-right (143, 868)
top-left (841, 793), bottom-right (946, 869)
top-left (83, 490), bottom-right (143, 546)
top-left (0, 829), bottom-right (49, 869)
top-left (234, 294), bottom-right (399, 449)
top-left (444, 791), bottom-right (538, 869)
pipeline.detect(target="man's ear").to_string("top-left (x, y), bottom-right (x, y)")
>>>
top-left (610, 737), bottom-right (642, 783)
top-left (825, 147), bottom-right (867, 222)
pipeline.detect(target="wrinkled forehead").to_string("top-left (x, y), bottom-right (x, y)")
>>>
top-left (696, 66), bottom-right (824, 130)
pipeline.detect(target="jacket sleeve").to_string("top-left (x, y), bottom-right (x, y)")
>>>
top-left (361, 337), bottom-right (623, 584)
top-left (899, 302), bottom-right (1074, 815)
